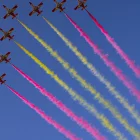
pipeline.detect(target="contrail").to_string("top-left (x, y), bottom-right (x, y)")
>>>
top-left (14, 41), bottom-right (126, 140)
top-left (6, 84), bottom-right (81, 140)
top-left (64, 13), bottom-right (140, 102)
top-left (16, 19), bottom-right (138, 138)
top-left (11, 64), bottom-right (106, 140)
top-left (42, 17), bottom-right (140, 125)
top-left (85, 9), bottom-right (140, 78)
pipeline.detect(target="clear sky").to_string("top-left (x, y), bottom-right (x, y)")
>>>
top-left (0, 0), bottom-right (140, 140)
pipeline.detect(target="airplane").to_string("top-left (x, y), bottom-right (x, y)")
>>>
top-left (29, 2), bottom-right (43, 16)
top-left (3, 5), bottom-right (18, 19)
top-left (52, 0), bottom-right (66, 12)
top-left (0, 73), bottom-right (6, 85)
top-left (0, 28), bottom-right (14, 41)
top-left (0, 52), bottom-right (11, 63)
top-left (74, 0), bottom-right (87, 10)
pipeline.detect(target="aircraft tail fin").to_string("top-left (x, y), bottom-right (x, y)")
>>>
top-left (5, 58), bottom-right (11, 63)
top-left (12, 13), bottom-right (18, 19)
top-left (37, 11), bottom-right (43, 16)
top-left (1, 80), bottom-right (6, 85)
top-left (81, 5), bottom-right (87, 10)
top-left (9, 35), bottom-right (14, 41)
top-left (60, 7), bottom-right (65, 12)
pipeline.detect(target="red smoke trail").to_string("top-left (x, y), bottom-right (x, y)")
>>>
top-left (11, 64), bottom-right (106, 140)
top-left (64, 13), bottom-right (140, 101)
top-left (6, 84), bottom-right (81, 140)
top-left (85, 10), bottom-right (140, 78)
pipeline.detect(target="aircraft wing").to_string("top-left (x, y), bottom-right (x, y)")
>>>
top-left (11, 5), bottom-right (18, 12)
top-left (29, 11), bottom-right (35, 16)
top-left (0, 28), bottom-right (5, 33)
top-left (5, 52), bottom-right (10, 57)
top-left (0, 36), bottom-right (5, 41)
top-left (0, 73), bottom-right (6, 79)
top-left (38, 2), bottom-right (43, 8)
top-left (3, 14), bottom-right (10, 19)
top-left (5, 52), bottom-right (11, 63)
top-left (74, 0), bottom-right (80, 10)
top-left (74, 5), bottom-right (79, 10)
top-left (8, 28), bottom-right (14, 34)
top-left (60, 0), bottom-right (66, 4)
top-left (52, 7), bottom-right (57, 12)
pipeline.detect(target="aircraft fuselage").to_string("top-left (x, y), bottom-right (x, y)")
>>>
top-left (57, 3), bottom-right (62, 8)
top-left (4, 32), bottom-right (10, 37)
top-left (33, 6), bottom-right (39, 11)
top-left (7, 9), bottom-right (14, 14)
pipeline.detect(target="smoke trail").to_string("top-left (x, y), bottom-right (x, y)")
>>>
top-left (85, 10), bottom-right (140, 78)
top-left (14, 41), bottom-right (126, 140)
top-left (16, 19), bottom-right (138, 138)
top-left (43, 17), bottom-right (140, 125)
top-left (65, 13), bottom-right (140, 102)
top-left (6, 84), bottom-right (81, 140)
top-left (11, 64), bottom-right (106, 140)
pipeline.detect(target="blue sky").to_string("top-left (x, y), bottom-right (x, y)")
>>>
top-left (0, 0), bottom-right (140, 140)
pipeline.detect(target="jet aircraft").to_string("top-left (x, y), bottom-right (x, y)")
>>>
top-left (0, 74), bottom-right (6, 85)
top-left (0, 28), bottom-right (14, 41)
top-left (52, 0), bottom-right (66, 12)
top-left (3, 5), bottom-right (18, 19)
top-left (0, 52), bottom-right (11, 63)
top-left (29, 2), bottom-right (43, 16)
top-left (74, 0), bottom-right (87, 10)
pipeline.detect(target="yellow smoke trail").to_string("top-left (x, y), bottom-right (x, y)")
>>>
top-left (43, 16), bottom-right (140, 126)
top-left (17, 19), bottom-right (140, 139)
top-left (14, 41), bottom-right (126, 140)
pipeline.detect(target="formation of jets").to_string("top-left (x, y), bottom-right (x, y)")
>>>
top-left (2, 0), bottom-right (88, 18)
top-left (0, 0), bottom-right (87, 41)
top-left (0, 0), bottom-right (88, 84)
